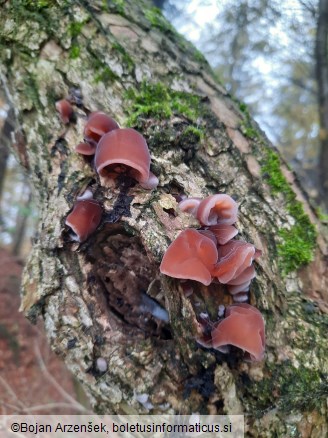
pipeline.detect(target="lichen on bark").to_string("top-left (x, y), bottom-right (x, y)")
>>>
top-left (1, 1), bottom-right (328, 436)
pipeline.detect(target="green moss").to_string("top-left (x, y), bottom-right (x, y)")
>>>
top-left (68, 21), bottom-right (86, 38)
top-left (249, 360), bottom-right (326, 415)
top-left (261, 149), bottom-right (317, 274)
top-left (144, 7), bottom-right (208, 66)
top-left (111, 0), bottom-right (125, 15)
top-left (125, 81), bottom-right (202, 126)
top-left (102, 0), bottom-right (125, 15)
top-left (237, 101), bottom-right (261, 140)
top-left (111, 42), bottom-right (134, 71)
top-left (193, 49), bottom-right (207, 64)
top-left (69, 45), bottom-right (80, 59)
top-left (145, 7), bottom-right (175, 34)
top-left (316, 206), bottom-right (328, 223)
top-left (94, 66), bottom-right (118, 84)
top-left (21, 0), bottom-right (55, 10)
top-left (180, 126), bottom-right (204, 142)
top-left (240, 122), bottom-right (260, 140)
top-left (239, 102), bottom-right (248, 113)
top-left (9, 0), bottom-right (53, 30)
top-left (23, 73), bottom-right (41, 109)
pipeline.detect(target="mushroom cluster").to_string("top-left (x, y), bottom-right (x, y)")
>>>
top-left (56, 99), bottom-right (265, 361)
top-left (56, 101), bottom-right (158, 242)
top-left (160, 194), bottom-right (265, 361)
top-left (76, 111), bottom-right (158, 189)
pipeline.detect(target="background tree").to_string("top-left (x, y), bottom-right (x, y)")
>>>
top-left (316, 0), bottom-right (328, 207)
top-left (163, 0), bottom-right (326, 208)
top-left (0, 1), bottom-right (327, 436)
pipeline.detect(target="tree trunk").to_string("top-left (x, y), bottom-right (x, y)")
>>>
top-left (0, 108), bottom-right (14, 224)
top-left (12, 185), bottom-right (32, 257)
top-left (1, 1), bottom-right (327, 436)
top-left (316, 0), bottom-right (328, 209)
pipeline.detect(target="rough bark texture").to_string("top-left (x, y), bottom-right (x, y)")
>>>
top-left (1, 1), bottom-right (328, 436)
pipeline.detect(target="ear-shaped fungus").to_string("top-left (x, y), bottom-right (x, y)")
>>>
top-left (65, 199), bottom-right (102, 242)
top-left (196, 194), bottom-right (238, 226)
top-left (75, 142), bottom-right (97, 156)
top-left (208, 224), bottom-right (238, 245)
top-left (55, 99), bottom-right (73, 124)
top-left (95, 128), bottom-right (158, 188)
top-left (212, 240), bottom-right (256, 283)
top-left (84, 111), bottom-right (119, 145)
top-left (178, 197), bottom-right (202, 215)
top-left (212, 303), bottom-right (265, 361)
top-left (160, 229), bottom-right (218, 285)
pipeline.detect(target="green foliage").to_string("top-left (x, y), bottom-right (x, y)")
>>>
top-left (124, 81), bottom-right (202, 126)
top-left (261, 149), bottom-right (317, 274)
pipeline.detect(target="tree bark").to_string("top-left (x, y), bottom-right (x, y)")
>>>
top-left (0, 108), bottom-right (14, 224)
top-left (1, 1), bottom-right (328, 436)
top-left (316, 0), bottom-right (328, 209)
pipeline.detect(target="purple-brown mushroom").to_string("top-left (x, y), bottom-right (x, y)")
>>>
top-left (95, 128), bottom-right (158, 189)
top-left (65, 199), bottom-right (102, 242)
top-left (211, 303), bottom-right (265, 361)
top-left (160, 228), bottom-right (218, 285)
top-left (55, 99), bottom-right (73, 124)
top-left (196, 194), bottom-right (238, 226)
top-left (84, 111), bottom-right (119, 145)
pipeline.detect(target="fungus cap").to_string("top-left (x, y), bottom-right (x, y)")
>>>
top-left (212, 240), bottom-right (256, 283)
top-left (95, 128), bottom-right (151, 184)
top-left (55, 99), bottom-right (73, 124)
top-left (178, 197), bottom-right (202, 216)
top-left (75, 142), bottom-right (96, 156)
top-left (227, 281), bottom-right (251, 295)
top-left (160, 229), bottom-right (218, 286)
top-left (196, 194), bottom-right (238, 226)
top-left (65, 199), bottom-right (102, 242)
top-left (227, 265), bottom-right (256, 286)
top-left (84, 111), bottom-right (119, 144)
top-left (211, 303), bottom-right (265, 361)
top-left (207, 224), bottom-right (238, 245)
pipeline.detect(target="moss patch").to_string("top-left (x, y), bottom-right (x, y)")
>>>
top-left (125, 81), bottom-right (202, 126)
top-left (103, 0), bottom-right (125, 15)
top-left (261, 149), bottom-right (317, 274)
top-left (111, 42), bottom-right (134, 71)
top-left (145, 7), bottom-right (176, 35)
top-left (69, 44), bottom-right (80, 59)
top-left (144, 7), bottom-right (208, 66)
top-left (248, 360), bottom-right (326, 415)
top-left (23, 73), bottom-right (42, 109)
top-left (238, 101), bottom-right (261, 140)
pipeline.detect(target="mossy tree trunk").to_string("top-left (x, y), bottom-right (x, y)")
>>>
top-left (1, 1), bottom-right (328, 436)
